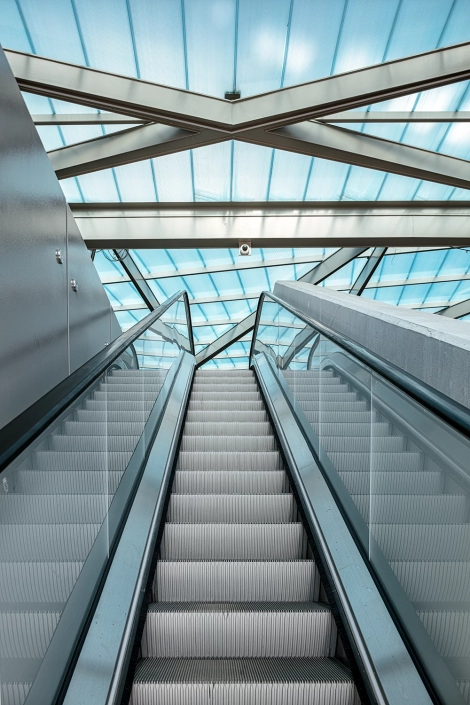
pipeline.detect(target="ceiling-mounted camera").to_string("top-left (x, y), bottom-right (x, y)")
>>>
top-left (239, 241), bottom-right (251, 256)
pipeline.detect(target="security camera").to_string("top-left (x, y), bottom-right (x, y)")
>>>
top-left (239, 241), bottom-right (251, 256)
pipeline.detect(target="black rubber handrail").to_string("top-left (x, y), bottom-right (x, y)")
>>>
top-left (250, 291), bottom-right (470, 438)
top-left (0, 289), bottom-right (194, 473)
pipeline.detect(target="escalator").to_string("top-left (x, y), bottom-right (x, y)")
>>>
top-left (1, 286), bottom-right (470, 705)
top-left (131, 368), bottom-right (360, 704)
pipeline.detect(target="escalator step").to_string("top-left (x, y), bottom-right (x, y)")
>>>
top-left (341, 470), bottom-right (443, 496)
top-left (167, 495), bottom-right (293, 523)
top-left (160, 523), bottom-right (305, 559)
top-left (132, 658), bottom-right (359, 705)
top-left (188, 400), bottom-right (265, 412)
top-left (317, 422), bottom-right (390, 437)
top-left (154, 561), bottom-right (318, 602)
top-left (391, 560), bottom-right (470, 602)
top-left (419, 609), bottom-right (470, 658)
top-left (76, 410), bottom-right (148, 423)
top-left (0, 658), bottom-right (41, 705)
top-left (191, 384), bottom-right (259, 392)
top-left (141, 602), bottom-right (335, 658)
top-left (0, 495), bottom-right (110, 524)
top-left (0, 611), bottom-right (61, 659)
top-left (354, 494), bottom-right (468, 524)
top-left (372, 523), bottom-right (470, 561)
top-left (176, 451), bottom-right (283, 471)
top-left (180, 436), bottom-right (277, 452)
top-left (0, 562), bottom-right (83, 603)
top-left (49, 434), bottom-right (140, 452)
top-left (173, 470), bottom-right (287, 494)
top-left (328, 452), bottom-right (422, 474)
top-left (84, 400), bottom-right (155, 412)
top-left (0, 524), bottom-right (100, 561)
top-left (16, 470), bottom-right (123, 495)
top-left (190, 392), bottom-right (262, 402)
top-left (186, 410), bottom-right (269, 423)
top-left (62, 421), bottom-right (145, 436)
top-left (322, 436), bottom-right (404, 453)
top-left (182, 422), bottom-right (273, 437)
top-left (33, 450), bottom-right (132, 471)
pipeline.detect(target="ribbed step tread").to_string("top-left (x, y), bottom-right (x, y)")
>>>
top-left (0, 611), bottom-right (61, 659)
top-left (191, 384), bottom-right (259, 393)
top-left (328, 452), bottom-right (422, 474)
top-left (341, 471), bottom-right (443, 496)
top-left (33, 450), bottom-right (132, 471)
top-left (180, 436), bottom-right (277, 452)
top-left (62, 421), bottom-right (145, 436)
top-left (167, 495), bottom-right (293, 523)
top-left (391, 561), bottom-right (470, 602)
top-left (154, 561), bottom-right (318, 602)
top-left (0, 495), bottom-right (110, 524)
top-left (183, 422), bottom-right (273, 437)
top-left (373, 524), bottom-right (470, 561)
top-left (93, 391), bottom-right (160, 401)
top-left (0, 562), bottom-right (83, 603)
top-left (176, 451), bottom-right (283, 472)
top-left (49, 434), bottom-right (139, 452)
top-left (142, 603), bottom-right (334, 658)
top-left (354, 494), bottom-right (468, 524)
top-left (419, 609), bottom-right (470, 658)
top-left (161, 523), bottom-right (305, 559)
top-left (186, 411), bottom-right (269, 423)
top-left (76, 410), bottom-right (148, 423)
top-left (173, 471), bottom-right (287, 495)
top-left (190, 392), bottom-right (262, 402)
top-left (133, 657), bottom-right (356, 688)
top-left (84, 400), bottom-right (154, 412)
top-left (17, 470), bottom-right (123, 495)
top-left (318, 422), bottom-right (390, 437)
top-left (188, 400), bottom-right (265, 412)
top-left (323, 436), bottom-right (404, 453)
top-left (0, 524), bottom-right (100, 560)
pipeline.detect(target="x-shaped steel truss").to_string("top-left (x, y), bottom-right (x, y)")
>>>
top-left (6, 42), bottom-right (470, 188)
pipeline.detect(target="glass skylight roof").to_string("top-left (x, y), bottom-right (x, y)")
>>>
top-left (1, 1), bottom-right (470, 367)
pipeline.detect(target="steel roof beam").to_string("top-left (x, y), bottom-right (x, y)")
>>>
top-left (9, 42), bottom-right (470, 132)
top-left (49, 124), bottom-right (224, 179)
top-left (243, 121), bottom-right (470, 191)
top-left (437, 298), bottom-right (470, 319)
top-left (115, 249), bottom-right (159, 310)
top-left (350, 247), bottom-right (387, 295)
top-left (32, 113), bottom-right (147, 125)
top-left (320, 111), bottom-right (470, 123)
top-left (75, 204), bottom-right (470, 248)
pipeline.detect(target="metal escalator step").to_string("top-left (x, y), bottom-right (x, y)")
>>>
top-left (353, 494), bottom-right (468, 524)
top-left (391, 560), bottom-right (470, 602)
top-left (0, 611), bottom-right (61, 659)
top-left (281, 377), bottom-right (343, 386)
top-left (419, 609), bottom-right (470, 658)
top-left (62, 421), bottom-right (145, 436)
top-left (16, 470), bottom-right (123, 495)
top-left (186, 410), bottom-right (268, 423)
top-left (76, 410), bottom-right (148, 423)
top-left (196, 370), bottom-right (254, 378)
top-left (132, 658), bottom-right (359, 705)
top-left (0, 523), bottom-right (100, 560)
top-left (0, 495), bottom-right (110, 524)
top-left (372, 524), bottom-right (470, 561)
top-left (283, 370), bottom-right (334, 377)
top-left (160, 523), bottom-right (305, 559)
top-left (141, 602), bottom-right (335, 658)
top-left (322, 436), bottom-right (404, 453)
top-left (180, 436), bottom-right (277, 452)
top-left (341, 471), bottom-right (443, 496)
top-left (84, 400), bottom-right (154, 412)
top-left (305, 409), bottom-right (372, 421)
top-left (33, 450), bottom-right (132, 471)
top-left (0, 658), bottom-right (41, 705)
top-left (173, 471), bottom-right (287, 494)
top-left (167, 495), bottom-right (293, 523)
top-left (188, 400), bottom-right (265, 412)
top-left (154, 560), bottom-right (318, 602)
top-left (49, 434), bottom-right (140, 452)
top-left (93, 391), bottom-right (160, 401)
top-left (318, 422), bottom-right (389, 437)
top-left (176, 451), bottom-right (283, 471)
top-left (0, 562), bottom-right (83, 603)
top-left (97, 383), bottom-right (163, 393)
top-left (295, 393), bottom-right (358, 403)
top-left (284, 384), bottom-right (351, 393)
top-left (327, 451), bottom-right (422, 474)
top-left (182, 422), bottom-right (273, 437)
top-left (191, 386), bottom-right (259, 395)
top-left (110, 370), bottom-right (167, 376)
top-left (190, 392), bottom-right (262, 402)
top-left (304, 402), bottom-right (368, 414)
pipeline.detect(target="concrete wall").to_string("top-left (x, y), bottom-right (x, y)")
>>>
top-left (274, 280), bottom-right (470, 409)
top-left (0, 46), bottom-right (121, 430)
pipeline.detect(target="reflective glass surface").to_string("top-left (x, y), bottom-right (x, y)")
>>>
top-left (252, 293), bottom-right (470, 700)
top-left (0, 293), bottom-right (192, 705)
